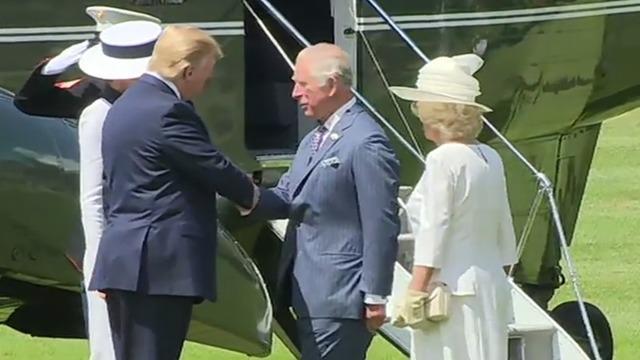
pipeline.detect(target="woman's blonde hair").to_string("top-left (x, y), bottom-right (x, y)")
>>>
top-left (148, 25), bottom-right (223, 81)
top-left (412, 101), bottom-right (484, 142)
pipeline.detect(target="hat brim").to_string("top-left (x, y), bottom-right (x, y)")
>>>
top-left (79, 44), bottom-right (150, 80)
top-left (389, 86), bottom-right (493, 113)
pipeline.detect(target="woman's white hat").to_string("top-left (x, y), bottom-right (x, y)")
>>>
top-left (78, 20), bottom-right (162, 81)
top-left (389, 53), bottom-right (492, 113)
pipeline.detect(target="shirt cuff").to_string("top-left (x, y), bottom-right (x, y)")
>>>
top-left (364, 294), bottom-right (387, 305)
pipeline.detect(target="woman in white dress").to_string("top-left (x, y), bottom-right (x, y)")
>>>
top-left (389, 54), bottom-right (518, 360)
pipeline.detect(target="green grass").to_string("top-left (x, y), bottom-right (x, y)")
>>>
top-left (0, 326), bottom-right (403, 359)
top-left (550, 112), bottom-right (640, 360)
top-left (2, 114), bottom-right (639, 359)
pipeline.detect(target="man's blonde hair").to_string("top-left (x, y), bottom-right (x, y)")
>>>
top-left (148, 25), bottom-right (223, 81)
top-left (412, 101), bottom-right (484, 142)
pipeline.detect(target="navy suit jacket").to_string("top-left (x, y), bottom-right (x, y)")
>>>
top-left (254, 103), bottom-right (401, 319)
top-left (89, 74), bottom-right (254, 301)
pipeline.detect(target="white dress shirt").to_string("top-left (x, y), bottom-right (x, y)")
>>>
top-left (318, 96), bottom-right (356, 147)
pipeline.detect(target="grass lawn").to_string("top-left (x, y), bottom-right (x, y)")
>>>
top-left (0, 325), bottom-right (403, 359)
top-left (1, 114), bottom-right (639, 359)
top-left (550, 111), bottom-right (640, 360)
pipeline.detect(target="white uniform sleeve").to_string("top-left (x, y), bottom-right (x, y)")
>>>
top-left (42, 41), bottom-right (91, 75)
top-left (413, 153), bottom-right (455, 268)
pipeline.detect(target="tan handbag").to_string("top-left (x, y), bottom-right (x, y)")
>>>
top-left (425, 282), bottom-right (450, 322)
top-left (391, 282), bottom-right (451, 330)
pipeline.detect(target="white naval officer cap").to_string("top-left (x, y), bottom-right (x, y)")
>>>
top-left (85, 6), bottom-right (161, 32)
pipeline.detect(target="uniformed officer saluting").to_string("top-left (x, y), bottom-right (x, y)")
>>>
top-left (13, 6), bottom-right (160, 119)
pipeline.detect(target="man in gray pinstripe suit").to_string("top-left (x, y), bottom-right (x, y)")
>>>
top-left (251, 43), bottom-right (400, 359)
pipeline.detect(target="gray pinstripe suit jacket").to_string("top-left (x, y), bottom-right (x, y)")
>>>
top-left (254, 103), bottom-right (401, 319)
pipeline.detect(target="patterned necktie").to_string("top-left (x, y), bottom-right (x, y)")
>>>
top-left (310, 125), bottom-right (328, 156)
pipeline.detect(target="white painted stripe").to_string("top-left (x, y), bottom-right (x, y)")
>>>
top-left (0, 28), bottom-right (244, 43)
top-left (0, 25), bottom-right (96, 35)
top-left (204, 29), bottom-right (244, 36)
top-left (0, 21), bottom-right (243, 36)
top-left (357, 0), bottom-right (640, 24)
top-left (0, 34), bottom-right (93, 43)
top-left (171, 21), bottom-right (244, 28)
top-left (357, 5), bottom-right (640, 31)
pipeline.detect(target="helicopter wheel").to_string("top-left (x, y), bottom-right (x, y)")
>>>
top-left (550, 301), bottom-right (613, 360)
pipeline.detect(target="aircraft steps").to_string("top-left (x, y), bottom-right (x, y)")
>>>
top-left (384, 186), bottom-right (591, 359)
top-left (382, 260), bottom-right (589, 359)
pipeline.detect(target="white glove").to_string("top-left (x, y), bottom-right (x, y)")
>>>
top-left (41, 40), bottom-right (92, 75)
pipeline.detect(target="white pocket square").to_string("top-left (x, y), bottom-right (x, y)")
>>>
top-left (321, 157), bottom-right (341, 168)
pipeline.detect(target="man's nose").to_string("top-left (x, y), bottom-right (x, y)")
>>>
top-left (292, 84), bottom-right (302, 99)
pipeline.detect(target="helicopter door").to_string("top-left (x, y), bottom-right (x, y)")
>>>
top-left (244, 0), bottom-right (334, 155)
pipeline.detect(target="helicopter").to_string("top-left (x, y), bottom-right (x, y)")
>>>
top-left (2, 0), bottom-right (637, 358)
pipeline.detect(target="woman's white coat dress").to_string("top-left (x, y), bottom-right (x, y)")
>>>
top-left (405, 142), bottom-right (518, 360)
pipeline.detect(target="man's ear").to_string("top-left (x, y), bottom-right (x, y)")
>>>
top-left (183, 65), bottom-right (194, 80)
top-left (327, 76), bottom-right (338, 97)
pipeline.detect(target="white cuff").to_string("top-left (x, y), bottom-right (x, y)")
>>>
top-left (364, 294), bottom-right (387, 305)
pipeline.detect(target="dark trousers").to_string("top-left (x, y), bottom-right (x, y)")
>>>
top-left (297, 317), bottom-right (374, 360)
top-left (106, 290), bottom-right (194, 360)
top-left (80, 282), bottom-right (89, 338)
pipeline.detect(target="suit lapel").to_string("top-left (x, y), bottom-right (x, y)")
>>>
top-left (289, 134), bottom-right (313, 189)
top-left (292, 105), bottom-right (361, 196)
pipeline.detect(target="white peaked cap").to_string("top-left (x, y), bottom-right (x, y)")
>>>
top-left (86, 6), bottom-right (161, 31)
top-left (389, 53), bottom-right (492, 113)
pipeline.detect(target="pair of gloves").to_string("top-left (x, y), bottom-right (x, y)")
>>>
top-left (391, 284), bottom-right (451, 330)
top-left (41, 36), bottom-right (98, 76)
top-left (391, 289), bottom-right (435, 330)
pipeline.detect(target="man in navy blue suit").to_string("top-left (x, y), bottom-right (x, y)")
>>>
top-left (89, 25), bottom-right (258, 360)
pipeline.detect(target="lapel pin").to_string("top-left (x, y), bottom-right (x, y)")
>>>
top-left (330, 133), bottom-right (340, 141)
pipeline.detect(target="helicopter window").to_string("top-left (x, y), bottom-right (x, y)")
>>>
top-left (244, 0), bottom-right (334, 156)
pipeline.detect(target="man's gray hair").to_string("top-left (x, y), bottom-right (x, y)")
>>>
top-left (298, 43), bottom-right (353, 87)
top-left (311, 55), bottom-right (353, 87)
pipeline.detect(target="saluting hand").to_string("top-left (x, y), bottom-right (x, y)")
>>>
top-left (41, 40), bottom-right (92, 76)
